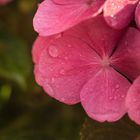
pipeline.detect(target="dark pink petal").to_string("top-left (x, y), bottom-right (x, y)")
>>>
top-left (111, 27), bottom-right (140, 81)
top-left (126, 76), bottom-right (140, 125)
top-left (33, 0), bottom-right (104, 36)
top-left (80, 67), bottom-right (130, 122)
top-left (81, 15), bottom-right (124, 57)
top-left (32, 35), bottom-right (60, 63)
top-left (104, 0), bottom-right (139, 29)
top-left (36, 34), bottom-right (101, 104)
top-left (34, 65), bottom-right (45, 86)
top-left (135, 2), bottom-right (140, 30)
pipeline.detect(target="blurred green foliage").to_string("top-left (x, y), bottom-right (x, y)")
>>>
top-left (0, 1), bottom-right (85, 139)
top-left (80, 117), bottom-right (140, 140)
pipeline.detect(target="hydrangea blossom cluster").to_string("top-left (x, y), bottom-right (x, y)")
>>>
top-left (32, 0), bottom-right (140, 124)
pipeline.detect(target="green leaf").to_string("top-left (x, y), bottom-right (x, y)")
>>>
top-left (0, 31), bottom-right (32, 90)
top-left (80, 116), bottom-right (140, 140)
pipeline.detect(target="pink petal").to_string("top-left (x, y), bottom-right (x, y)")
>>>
top-left (81, 15), bottom-right (124, 57)
top-left (126, 76), bottom-right (140, 125)
top-left (111, 27), bottom-right (140, 81)
top-left (32, 35), bottom-right (60, 63)
top-left (36, 34), bottom-right (101, 104)
top-left (135, 2), bottom-right (140, 30)
top-left (34, 65), bottom-right (45, 86)
top-left (80, 67), bottom-right (130, 122)
top-left (104, 0), bottom-right (139, 29)
top-left (33, 0), bottom-right (104, 36)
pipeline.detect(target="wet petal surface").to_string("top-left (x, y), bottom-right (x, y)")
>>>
top-left (111, 27), bottom-right (140, 81)
top-left (126, 76), bottom-right (140, 125)
top-left (104, 0), bottom-right (139, 29)
top-left (33, 0), bottom-right (104, 36)
top-left (35, 34), bottom-right (101, 104)
top-left (80, 67), bottom-right (130, 122)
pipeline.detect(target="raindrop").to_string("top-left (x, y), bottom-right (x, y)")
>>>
top-left (51, 78), bottom-right (55, 83)
top-left (68, 44), bottom-right (72, 48)
top-left (114, 96), bottom-right (117, 100)
top-left (109, 96), bottom-right (113, 100)
top-left (111, 2), bottom-right (115, 6)
top-left (117, 94), bottom-right (121, 98)
top-left (117, 5), bottom-right (121, 8)
top-left (112, 89), bottom-right (115, 92)
top-left (64, 56), bottom-right (68, 60)
top-left (60, 69), bottom-right (65, 75)
top-left (111, 14), bottom-right (114, 18)
top-left (55, 33), bottom-right (62, 39)
top-left (121, 95), bottom-right (125, 98)
top-left (61, 98), bottom-right (65, 102)
top-left (48, 45), bottom-right (59, 57)
top-left (133, 98), bottom-right (137, 102)
top-left (125, 41), bottom-right (128, 46)
top-left (115, 84), bottom-right (120, 89)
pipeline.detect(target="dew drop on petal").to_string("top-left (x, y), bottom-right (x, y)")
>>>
top-left (48, 45), bottom-right (59, 58)
top-left (64, 56), bottom-right (68, 60)
top-left (61, 98), bottom-right (65, 102)
top-left (59, 69), bottom-right (65, 75)
top-left (112, 88), bottom-right (115, 92)
top-left (114, 95), bottom-right (117, 100)
top-left (124, 41), bottom-right (128, 46)
top-left (51, 78), bottom-right (55, 83)
top-left (115, 84), bottom-right (120, 89)
top-left (109, 96), bottom-right (113, 100)
top-left (121, 95), bottom-right (125, 98)
top-left (68, 44), bottom-right (72, 48)
top-left (117, 94), bottom-right (121, 98)
top-left (133, 98), bottom-right (137, 102)
top-left (55, 33), bottom-right (62, 39)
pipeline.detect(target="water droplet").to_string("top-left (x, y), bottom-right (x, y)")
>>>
top-left (109, 96), bottom-right (113, 100)
top-left (115, 84), bottom-right (120, 89)
top-left (112, 89), bottom-right (115, 92)
top-left (60, 69), bottom-right (65, 75)
top-left (111, 3), bottom-right (115, 6)
top-left (55, 33), bottom-right (62, 39)
top-left (133, 98), bottom-right (137, 102)
top-left (117, 5), bottom-right (120, 8)
top-left (61, 98), bottom-right (66, 102)
top-left (125, 41), bottom-right (128, 46)
top-left (48, 45), bottom-right (59, 57)
top-left (111, 14), bottom-right (114, 18)
top-left (81, 96), bottom-right (85, 101)
top-left (68, 44), bottom-right (72, 48)
top-left (121, 95), bottom-right (125, 98)
top-left (51, 78), bottom-right (55, 83)
top-left (114, 96), bottom-right (117, 100)
top-left (64, 56), bottom-right (68, 60)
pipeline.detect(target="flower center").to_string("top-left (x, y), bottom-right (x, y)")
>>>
top-left (100, 56), bottom-right (110, 68)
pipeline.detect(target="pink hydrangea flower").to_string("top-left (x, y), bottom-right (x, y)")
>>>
top-left (103, 0), bottom-right (140, 29)
top-left (32, 15), bottom-right (140, 122)
top-left (33, 0), bottom-right (105, 36)
top-left (126, 76), bottom-right (140, 125)
top-left (33, 0), bottom-right (140, 36)
top-left (0, 0), bottom-right (11, 5)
